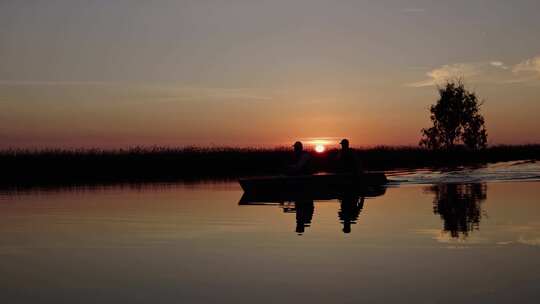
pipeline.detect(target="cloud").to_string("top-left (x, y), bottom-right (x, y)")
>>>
top-left (409, 56), bottom-right (540, 87)
top-left (159, 87), bottom-right (273, 103)
top-left (512, 55), bottom-right (540, 74)
top-left (0, 80), bottom-right (114, 86)
top-left (498, 55), bottom-right (540, 84)
top-left (408, 63), bottom-right (479, 87)
top-left (0, 80), bottom-right (273, 103)
top-left (490, 61), bottom-right (509, 70)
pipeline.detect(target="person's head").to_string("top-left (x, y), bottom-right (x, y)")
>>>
top-left (293, 141), bottom-right (303, 153)
top-left (340, 138), bottom-right (350, 150)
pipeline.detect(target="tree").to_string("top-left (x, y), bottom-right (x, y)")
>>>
top-left (420, 81), bottom-right (488, 150)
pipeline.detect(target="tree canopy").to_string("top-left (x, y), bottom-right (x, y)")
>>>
top-left (420, 81), bottom-right (488, 150)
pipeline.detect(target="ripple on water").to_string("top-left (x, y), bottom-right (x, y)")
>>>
top-left (387, 160), bottom-right (540, 185)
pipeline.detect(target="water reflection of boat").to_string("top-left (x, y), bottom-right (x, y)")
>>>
top-left (239, 185), bottom-right (386, 204)
top-left (239, 173), bottom-right (387, 204)
top-left (239, 190), bottom-right (380, 235)
top-left (238, 175), bottom-right (387, 235)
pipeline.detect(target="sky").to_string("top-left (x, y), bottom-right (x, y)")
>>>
top-left (1, 0), bottom-right (539, 148)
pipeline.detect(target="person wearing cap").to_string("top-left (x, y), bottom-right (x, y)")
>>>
top-left (288, 141), bottom-right (313, 175)
top-left (336, 139), bottom-right (364, 175)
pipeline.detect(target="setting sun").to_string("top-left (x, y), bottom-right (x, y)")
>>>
top-left (314, 144), bottom-right (325, 153)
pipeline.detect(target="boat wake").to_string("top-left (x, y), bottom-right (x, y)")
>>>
top-left (387, 160), bottom-right (540, 185)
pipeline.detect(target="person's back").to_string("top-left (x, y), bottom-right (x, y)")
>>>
top-left (288, 141), bottom-right (313, 175)
top-left (336, 139), bottom-right (363, 175)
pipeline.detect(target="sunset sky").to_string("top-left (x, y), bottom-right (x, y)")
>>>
top-left (1, 0), bottom-right (539, 148)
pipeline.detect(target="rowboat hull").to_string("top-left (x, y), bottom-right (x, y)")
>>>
top-left (238, 173), bottom-right (388, 204)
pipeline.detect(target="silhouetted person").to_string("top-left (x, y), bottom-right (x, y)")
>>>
top-left (295, 200), bottom-right (314, 235)
top-left (288, 141), bottom-right (312, 175)
top-left (336, 139), bottom-right (363, 175)
top-left (338, 193), bottom-right (364, 233)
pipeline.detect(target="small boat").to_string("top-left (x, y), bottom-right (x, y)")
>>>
top-left (238, 172), bottom-right (388, 204)
top-left (239, 172), bottom-right (388, 193)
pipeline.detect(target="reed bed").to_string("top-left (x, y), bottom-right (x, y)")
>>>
top-left (1, 145), bottom-right (539, 187)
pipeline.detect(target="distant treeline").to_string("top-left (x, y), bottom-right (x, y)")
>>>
top-left (1, 145), bottom-right (539, 187)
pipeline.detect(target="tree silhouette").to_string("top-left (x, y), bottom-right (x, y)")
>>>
top-left (420, 81), bottom-right (488, 150)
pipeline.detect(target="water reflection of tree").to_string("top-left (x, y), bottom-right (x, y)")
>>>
top-left (426, 183), bottom-right (487, 238)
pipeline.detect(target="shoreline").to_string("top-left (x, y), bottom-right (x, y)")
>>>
top-left (1, 145), bottom-right (539, 189)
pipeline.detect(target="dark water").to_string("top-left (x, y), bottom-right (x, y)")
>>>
top-left (1, 161), bottom-right (540, 303)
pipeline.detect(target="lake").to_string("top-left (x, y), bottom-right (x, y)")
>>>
top-left (1, 161), bottom-right (540, 303)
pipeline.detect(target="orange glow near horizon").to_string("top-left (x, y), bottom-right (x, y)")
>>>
top-left (1, 2), bottom-right (540, 149)
top-left (314, 144), bottom-right (325, 153)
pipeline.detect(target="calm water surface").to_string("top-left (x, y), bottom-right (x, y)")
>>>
top-left (1, 161), bottom-right (540, 303)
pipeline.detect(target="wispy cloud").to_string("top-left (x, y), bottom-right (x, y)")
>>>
top-left (502, 55), bottom-right (540, 84)
top-left (0, 80), bottom-right (114, 86)
top-left (154, 87), bottom-right (274, 103)
top-left (490, 61), bottom-right (509, 70)
top-left (0, 81), bottom-right (274, 106)
top-left (513, 55), bottom-right (540, 74)
top-left (0, 80), bottom-right (273, 103)
top-left (408, 63), bottom-right (479, 87)
top-left (409, 55), bottom-right (540, 87)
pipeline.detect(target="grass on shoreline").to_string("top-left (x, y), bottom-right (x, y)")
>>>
top-left (1, 145), bottom-right (539, 187)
